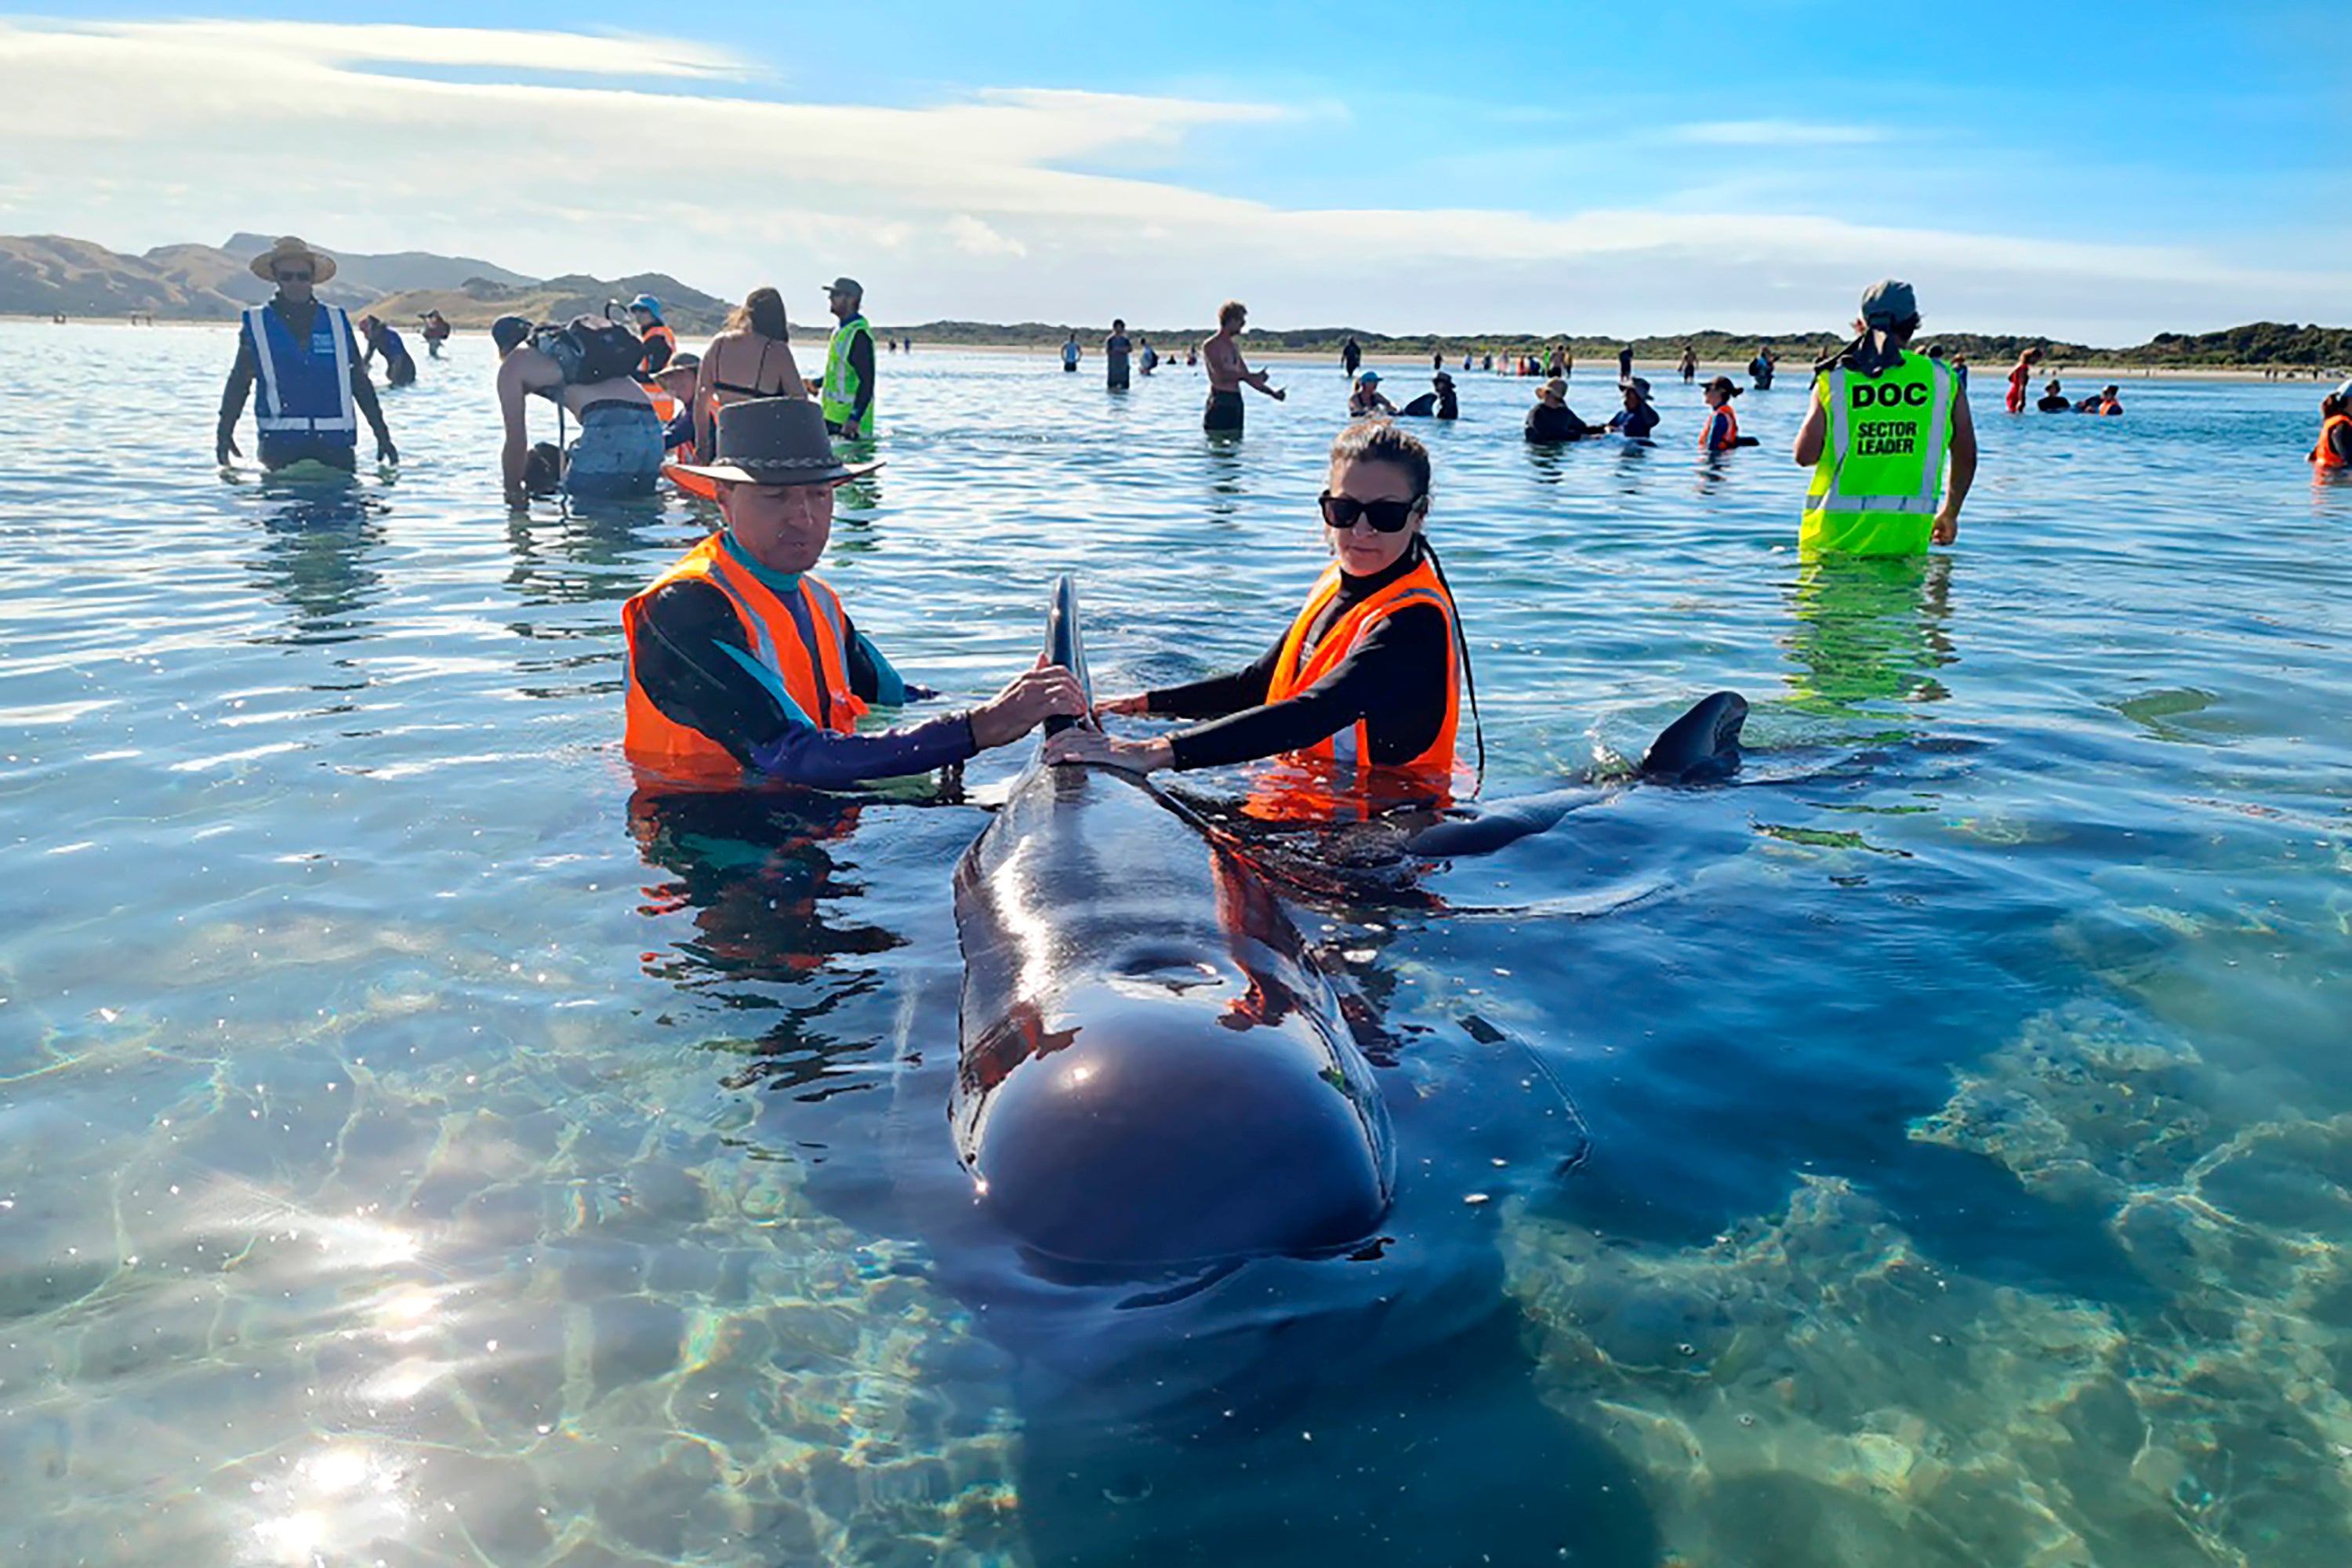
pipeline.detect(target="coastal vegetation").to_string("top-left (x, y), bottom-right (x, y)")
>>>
top-left (4, 231), bottom-right (2343, 370)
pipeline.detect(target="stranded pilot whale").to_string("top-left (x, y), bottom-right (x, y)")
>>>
top-left (952, 578), bottom-right (1394, 1271)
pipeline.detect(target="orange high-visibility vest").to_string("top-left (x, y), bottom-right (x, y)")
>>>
top-left (1703, 403), bottom-right (1740, 451)
top-left (622, 535), bottom-right (869, 786)
top-left (2314, 413), bottom-right (2352, 469)
top-left (1259, 555), bottom-right (1459, 800)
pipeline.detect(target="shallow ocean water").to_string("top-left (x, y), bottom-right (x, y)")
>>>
top-left (1, 324), bottom-right (2347, 1566)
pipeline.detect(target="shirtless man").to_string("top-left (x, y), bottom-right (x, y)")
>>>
top-left (1201, 299), bottom-right (1285, 434)
top-left (492, 314), bottom-right (663, 507)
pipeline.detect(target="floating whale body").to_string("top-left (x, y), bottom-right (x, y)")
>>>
top-left (951, 578), bottom-right (1394, 1272)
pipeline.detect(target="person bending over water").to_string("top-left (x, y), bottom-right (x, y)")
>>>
top-left (1045, 421), bottom-right (1464, 818)
top-left (1349, 371), bottom-right (1398, 417)
top-left (492, 314), bottom-right (663, 506)
top-left (695, 287), bottom-right (806, 463)
top-left (1525, 379), bottom-right (1599, 443)
top-left (1202, 299), bottom-right (1286, 433)
top-left (624, 398), bottom-right (1083, 790)
top-left (359, 315), bottom-right (417, 387)
top-left (1793, 278), bottom-right (1976, 554)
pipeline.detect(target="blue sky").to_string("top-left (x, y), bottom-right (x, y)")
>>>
top-left (3, 4), bottom-right (2343, 339)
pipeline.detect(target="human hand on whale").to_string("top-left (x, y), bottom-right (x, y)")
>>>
top-left (968, 655), bottom-right (1091, 750)
top-left (1042, 699), bottom-right (1171, 773)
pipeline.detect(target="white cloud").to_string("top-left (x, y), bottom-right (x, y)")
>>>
top-left (1671, 121), bottom-right (1889, 147)
top-left (0, 16), bottom-right (2340, 341)
top-left (947, 215), bottom-right (1029, 258)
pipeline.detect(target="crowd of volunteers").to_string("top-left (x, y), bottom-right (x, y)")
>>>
top-left (210, 238), bottom-right (2342, 818)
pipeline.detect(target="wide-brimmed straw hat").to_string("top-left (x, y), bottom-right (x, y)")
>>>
top-left (249, 236), bottom-right (337, 284)
top-left (672, 397), bottom-right (884, 487)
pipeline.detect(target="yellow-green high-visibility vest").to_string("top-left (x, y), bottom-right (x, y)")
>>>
top-left (1801, 353), bottom-right (1956, 556)
top-left (822, 313), bottom-right (873, 433)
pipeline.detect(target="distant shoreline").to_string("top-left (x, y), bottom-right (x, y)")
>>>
top-left (5, 315), bottom-right (2339, 384)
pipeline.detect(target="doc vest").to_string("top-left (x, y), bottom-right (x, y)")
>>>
top-left (821, 312), bottom-right (874, 433)
top-left (622, 534), bottom-right (869, 785)
top-left (1802, 352), bottom-right (1958, 555)
top-left (243, 302), bottom-right (359, 461)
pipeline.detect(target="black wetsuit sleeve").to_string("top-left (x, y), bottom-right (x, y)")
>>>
top-left (1165, 604), bottom-right (1448, 771)
top-left (220, 335), bottom-right (256, 424)
top-left (849, 332), bottom-right (876, 424)
top-left (2332, 424), bottom-right (2352, 463)
top-left (643, 336), bottom-right (673, 375)
top-left (633, 579), bottom-right (975, 786)
top-left (1143, 635), bottom-right (1285, 719)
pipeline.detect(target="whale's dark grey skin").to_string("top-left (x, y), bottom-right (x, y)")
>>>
top-left (1405, 689), bottom-right (1748, 858)
top-left (951, 582), bottom-right (1394, 1270)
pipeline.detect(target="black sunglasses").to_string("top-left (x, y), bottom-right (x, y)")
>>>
top-left (275, 270), bottom-right (314, 282)
top-left (1318, 491), bottom-right (1423, 534)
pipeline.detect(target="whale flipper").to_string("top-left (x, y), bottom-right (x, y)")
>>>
top-left (1405, 691), bottom-right (1748, 858)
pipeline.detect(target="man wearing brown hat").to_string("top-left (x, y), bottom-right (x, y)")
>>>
top-left (216, 237), bottom-right (397, 473)
top-left (622, 398), bottom-right (1082, 789)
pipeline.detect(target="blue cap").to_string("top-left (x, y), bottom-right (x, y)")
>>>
top-left (628, 295), bottom-right (663, 318)
top-left (491, 315), bottom-right (532, 354)
top-left (1357, 370), bottom-right (1380, 383)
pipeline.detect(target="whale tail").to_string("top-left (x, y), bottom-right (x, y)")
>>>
top-left (1044, 574), bottom-right (1095, 737)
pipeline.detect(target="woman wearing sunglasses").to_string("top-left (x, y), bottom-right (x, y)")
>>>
top-left (1045, 422), bottom-right (1464, 815)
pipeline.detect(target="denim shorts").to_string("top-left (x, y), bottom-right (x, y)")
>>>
top-left (564, 403), bottom-right (664, 495)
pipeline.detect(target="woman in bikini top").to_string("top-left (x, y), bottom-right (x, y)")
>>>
top-left (693, 285), bottom-right (808, 460)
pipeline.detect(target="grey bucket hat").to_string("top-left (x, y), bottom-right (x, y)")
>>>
top-left (671, 397), bottom-right (883, 486)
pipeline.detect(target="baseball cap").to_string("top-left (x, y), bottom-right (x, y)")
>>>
top-left (1358, 370), bottom-right (1381, 384)
top-left (1860, 278), bottom-right (1918, 327)
top-left (825, 277), bottom-right (863, 298)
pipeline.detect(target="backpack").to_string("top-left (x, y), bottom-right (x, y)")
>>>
top-left (531, 315), bottom-right (643, 385)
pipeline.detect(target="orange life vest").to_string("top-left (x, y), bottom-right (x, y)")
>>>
top-left (2096, 398), bottom-right (2122, 416)
top-left (642, 322), bottom-right (677, 365)
top-left (622, 534), bottom-right (870, 787)
top-left (2314, 413), bottom-right (2352, 469)
top-left (1246, 556), bottom-right (1460, 819)
top-left (1704, 402), bottom-right (1740, 450)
